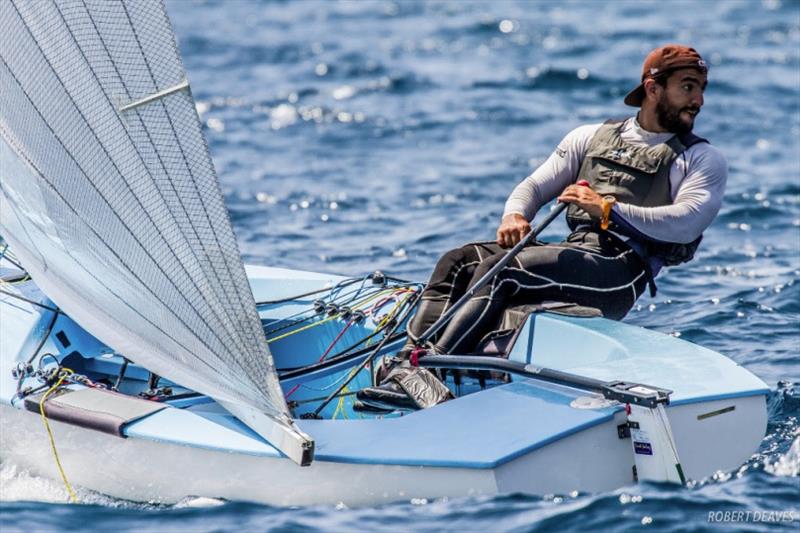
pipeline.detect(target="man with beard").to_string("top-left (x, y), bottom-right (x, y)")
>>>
top-left (358, 45), bottom-right (727, 411)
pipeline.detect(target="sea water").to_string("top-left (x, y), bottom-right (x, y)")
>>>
top-left (1, 1), bottom-right (797, 531)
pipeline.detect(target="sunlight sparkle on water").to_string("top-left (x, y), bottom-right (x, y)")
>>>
top-left (498, 19), bottom-right (518, 34)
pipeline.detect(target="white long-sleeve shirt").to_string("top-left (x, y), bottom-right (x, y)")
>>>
top-left (503, 117), bottom-right (728, 244)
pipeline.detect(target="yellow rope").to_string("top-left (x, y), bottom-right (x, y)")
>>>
top-left (0, 274), bottom-right (30, 290)
top-left (267, 314), bottom-right (337, 343)
top-left (266, 288), bottom-right (398, 343)
top-left (345, 288), bottom-right (398, 313)
top-left (374, 291), bottom-right (414, 330)
top-left (335, 292), bottom-right (416, 419)
top-left (39, 368), bottom-right (78, 503)
top-left (332, 366), bottom-right (362, 420)
top-left (277, 287), bottom-right (419, 420)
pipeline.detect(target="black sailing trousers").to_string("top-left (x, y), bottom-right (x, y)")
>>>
top-left (404, 230), bottom-right (649, 355)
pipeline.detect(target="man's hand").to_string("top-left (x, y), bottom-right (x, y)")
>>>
top-left (558, 183), bottom-right (603, 219)
top-left (496, 213), bottom-right (531, 248)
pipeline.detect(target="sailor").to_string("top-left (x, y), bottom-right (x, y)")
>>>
top-left (358, 44), bottom-right (727, 410)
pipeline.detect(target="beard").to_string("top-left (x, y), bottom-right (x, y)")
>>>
top-left (655, 93), bottom-right (699, 134)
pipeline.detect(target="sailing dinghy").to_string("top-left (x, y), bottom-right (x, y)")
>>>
top-left (0, 0), bottom-right (768, 506)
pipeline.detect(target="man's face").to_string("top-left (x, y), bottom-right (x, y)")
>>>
top-left (654, 68), bottom-right (707, 134)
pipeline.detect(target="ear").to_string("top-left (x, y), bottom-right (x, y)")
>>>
top-left (643, 78), bottom-right (661, 102)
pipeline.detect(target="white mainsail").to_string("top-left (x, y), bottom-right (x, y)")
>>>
top-left (0, 0), bottom-right (313, 464)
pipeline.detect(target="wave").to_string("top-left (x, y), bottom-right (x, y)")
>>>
top-left (180, 36), bottom-right (314, 67)
top-left (471, 68), bottom-right (615, 92)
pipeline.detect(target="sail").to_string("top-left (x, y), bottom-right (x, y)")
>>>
top-left (0, 0), bottom-right (312, 464)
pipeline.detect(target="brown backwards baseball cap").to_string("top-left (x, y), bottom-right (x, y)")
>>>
top-left (624, 44), bottom-right (708, 107)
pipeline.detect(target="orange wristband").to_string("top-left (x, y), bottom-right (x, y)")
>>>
top-left (600, 195), bottom-right (616, 231)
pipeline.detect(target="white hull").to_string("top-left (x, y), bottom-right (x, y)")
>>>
top-left (1, 394), bottom-right (766, 506)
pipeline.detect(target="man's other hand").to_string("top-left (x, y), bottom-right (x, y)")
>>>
top-left (558, 183), bottom-right (603, 219)
top-left (496, 213), bottom-right (531, 248)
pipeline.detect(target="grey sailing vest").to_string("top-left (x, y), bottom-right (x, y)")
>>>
top-left (566, 119), bottom-right (708, 266)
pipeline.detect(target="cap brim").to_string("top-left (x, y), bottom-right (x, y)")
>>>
top-left (624, 84), bottom-right (645, 107)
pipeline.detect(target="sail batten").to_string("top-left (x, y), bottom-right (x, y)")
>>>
top-left (118, 80), bottom-right (189, 112)
top-left (0, 0), bottom-right (311, 463)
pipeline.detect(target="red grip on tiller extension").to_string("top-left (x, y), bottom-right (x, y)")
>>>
top-left (409, 347), bottom-right (426, 366)
top-left (576, 180), bottom-right (590, 188)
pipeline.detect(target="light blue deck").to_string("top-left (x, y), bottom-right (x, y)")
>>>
top-left (507, 314), bottom-right (770, 405)
top-left (125, 378), bottom-right (618, 468)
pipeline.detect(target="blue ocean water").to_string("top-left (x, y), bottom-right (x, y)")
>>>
top-left (1, 0), bottom-right (798, 531)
